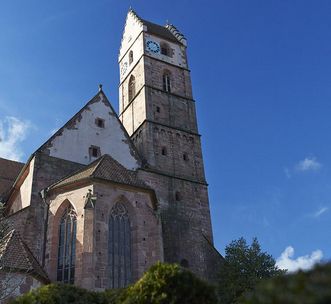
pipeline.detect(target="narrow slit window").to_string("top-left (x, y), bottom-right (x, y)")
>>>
top-left (163, 73), bottom-right (171, 93)
top-left (161, 147), bottom-right (167, 156)
top-left (129, 50), bottom-right (133, 65)
top-left (175, 191), bottom-right (181, 201)
top-left (128, 75), bottom-right (136, 101)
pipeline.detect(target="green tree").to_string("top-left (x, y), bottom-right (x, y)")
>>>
top-left (124, 262), bottom-right (217, 304)
top-left (218, 237), bottom-right (285, 304)
top-left (239, 263), bottom-right (331, 304)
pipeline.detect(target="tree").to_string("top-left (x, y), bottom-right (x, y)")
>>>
top-left (218, 237), bottom-right (285, 304)
top-left (239, 263), bottom-right (331, 304)
top-left (124, 262), bottom-right (217, 304)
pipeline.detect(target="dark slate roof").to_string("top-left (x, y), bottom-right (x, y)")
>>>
top-left (49, 154), bottom-right (150, 191)
top-left (0, 158), bottom-right (24, 198)
top-left (0, 230), bottom-right (50, 283)
top-left (142, 19), bottom-right (179, 43)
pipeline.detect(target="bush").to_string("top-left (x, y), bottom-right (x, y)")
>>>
top-left (239, 263), bottom-right (331, 304)
top-left (10, 284), bottom-right (107, 304)
top-left (123, 262), bottom-right (217, 304)
top-left (11, 263), bottom-right (216, 304)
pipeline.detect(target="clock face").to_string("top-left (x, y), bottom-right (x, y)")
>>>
top-left (120, 62), bottom-right (128, 76)
top-left (146, 40), bottom-right (160, 53)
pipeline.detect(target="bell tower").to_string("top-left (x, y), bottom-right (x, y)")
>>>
top-left (118, 9), bottom-right (220, 280)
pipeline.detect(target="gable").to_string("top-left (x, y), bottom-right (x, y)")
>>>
top-left (38, 91), bottom-right (140, 170)
top-left (119, 10), bottom-right (144, 61)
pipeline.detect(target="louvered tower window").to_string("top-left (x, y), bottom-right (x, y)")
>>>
top-left (108, 202), bottom-right (132, 288)
top-left (57, 205), bottom-right (77, 284)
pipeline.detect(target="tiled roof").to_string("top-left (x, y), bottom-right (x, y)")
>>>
top-left (49, 154), bottom-right (149, 191)
top-left (0, 158), bottom-right (24, 198)
top-left (142, 19), bottom-right (179, 43)
top-left (0, 230), bottom-right (49, 283)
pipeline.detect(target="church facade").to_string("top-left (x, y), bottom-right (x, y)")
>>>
top-left (0, 9), bottom-right (221, 299)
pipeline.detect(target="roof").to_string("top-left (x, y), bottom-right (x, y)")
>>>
top-left (0, 158), bottom-right (24, 198)
top-left (0, 230), bottom-right (50, 283)
top-left (129, 9), bottom-right (186, 45)
top-left (48, 154), bottom-right (150, 191)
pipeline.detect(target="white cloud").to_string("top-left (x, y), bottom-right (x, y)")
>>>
top-left (276, 246), bottom-right (323, 273)
top-left (296, 157), bottom-right (322, 172)
top-left (0, 116), bottom-right (31, 161)
top-left (313, 207), bottom-right (329, 218)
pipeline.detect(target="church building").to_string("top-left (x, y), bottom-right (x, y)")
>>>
top-left (0, 9), bottom-right (222, 299)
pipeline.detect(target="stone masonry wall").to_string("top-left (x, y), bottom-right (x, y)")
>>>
top-left (137, 169), bottom-right (215, 280)
top-left (23, 153), bottom-right (84, 263)
top-left (45, 181), bottom-right (163, 290)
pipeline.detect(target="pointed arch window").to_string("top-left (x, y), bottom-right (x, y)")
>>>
top-left (163, 72), bottom-right (171, 93)
top-left (128, 75), bottom-right (136, 101)
top-left (109, 202), bottom-right (131, 289)
top-left (57, 205), bottom-right (77, 284)
top-left (129, 50), bottom-right (134, 65)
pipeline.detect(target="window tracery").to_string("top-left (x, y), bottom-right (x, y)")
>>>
top-left (108, 202), bottom-right (131, 288)
top-left (57, 205), bottom-right (77, 284)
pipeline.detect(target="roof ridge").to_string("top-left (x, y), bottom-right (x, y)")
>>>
top-left (90, 154), bottom-right (109, 176)
top-left (46, 155), bottom-right (103, 190)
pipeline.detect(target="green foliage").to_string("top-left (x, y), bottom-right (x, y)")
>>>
top-left (123, 262), bottom-right (217, 304)
top-left (10, 284), bottom-right (111, 304)
top-left (11, 263), bottom-right (216, 304)
top-left (239, 263), bottom-right (331, 304)
top-left (218, 237), bottom-right (284, 304)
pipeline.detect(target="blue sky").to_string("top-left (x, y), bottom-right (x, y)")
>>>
top-left (1, 1), bottom-right (330, 270)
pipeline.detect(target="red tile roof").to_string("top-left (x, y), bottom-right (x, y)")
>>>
top-left (0, 230), bottom-right (49, 283)
top-left (48, 154), bottom-right (150, 191)
top-left (0, 158), bottom-right (24, 198)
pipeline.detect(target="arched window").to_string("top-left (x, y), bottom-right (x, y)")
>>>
top-left (163, 72), bottom-right (171, 93)
top-left (109, 202), bottom-right (131, 288)
top-left (129, 50), bottom-right (133, 65)
top-left (57, 205), bottom-right (77, 284)
top-left (160, 42), bottom-right (171, 57)
top-left (128, 75), bottom-right (136, 101)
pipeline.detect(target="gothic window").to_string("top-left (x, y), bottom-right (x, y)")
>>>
top-left (108, 202), bottom-right (131, 289)
top-left (128, 75), bottom-right (136, 101)
top-left (57, 205), bottom-right (77, 284)
top-left (129, 50), bottom-right (133, 65)
top-left (160, 42), bottom-right (172, 57)
top-left (163, 72), bottom-right (171, 93)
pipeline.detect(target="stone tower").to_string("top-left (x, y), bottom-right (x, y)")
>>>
top-left (118, 10), bottom-right (220, 280)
